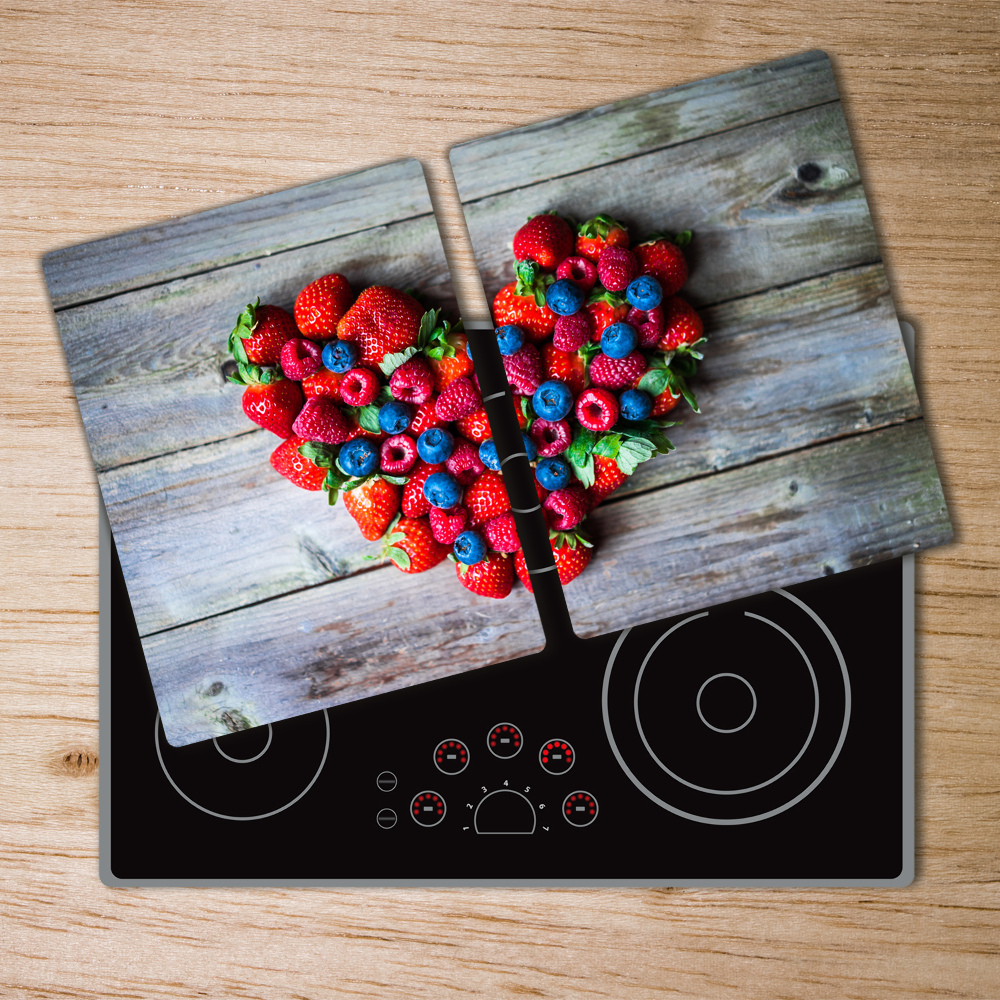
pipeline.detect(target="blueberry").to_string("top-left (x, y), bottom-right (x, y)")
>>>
top-left (339, 438), bottom-right (379, 478)
top-left (626, 275), bottom-right (663, 312)
top-left (532, 379), bottom-right (574, 421)
top-left (322, 340), bottom-right (358, 374)
top-left (619, 388), bottom-right (653, 421)
top-left (545, 278), bottom-right (586, 317)
top-left (378, 400), bottom-right (413, 435)
top-left (536, 456), bottom-right (572, 491)
top-left (417, 427), bottom-right (455, 464)
top-left (453, 530), bottom-right (487, 565)
top-left (423, 471), bottom-right (462, 509)
top-left (496, 325), bottom-right (525, 356)
top-left (601, 322), bottom-right (638, 359)
top-left (521, 431), bottom-right (538, 462)
top-left (479, 439), bottom-right (500, 471)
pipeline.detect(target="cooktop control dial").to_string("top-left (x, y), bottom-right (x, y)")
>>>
top-left (434, 738), bottom-right (470, 775)
top-left (410, 790), bottom-right (446, 827)
top-left (487, 722), bottom-right (523, 759)
top-left (539, 739), bottom-right (574, 775)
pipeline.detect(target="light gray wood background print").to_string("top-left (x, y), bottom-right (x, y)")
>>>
top-left (449, 50), bottom-right (952, 636)
top-left (44, 158), bottom-right (548, 746)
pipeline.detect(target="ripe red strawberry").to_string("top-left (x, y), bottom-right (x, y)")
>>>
top-left (513, 213), bottom-right (574, 271)
top-left (291, 396), bottom-right (352, 444)
top-left (651, 385), bottom-right (682, 417)
top-left (429, 504), bottom-right (468, 545)
top-left (503, 343), bottom-right (544, 395)
top-left (576, 215), bottom-right (630, 262)
top-left (337, 286), bottom-right (425, 367)
top-left (427, 331), bottom-right (474, 391)
top-left (543, 485), bottom-right (588, 530)
top-left (455, 407), bottom-right (492, 444)
top-left (484, 512), bottom-right (520, 553)
top-left (634, 237), bottom-right (689, 296)
top-left (492, 282), bottom-right (557, 342)
top-left (294, 273), bottom-right (353, 340)
top-left (586, 454), bottom-right (630, 507)
top-left (588, 350), bottom-right (646, 390)
top-left (402, 460), bottom-right (444, 518)
top-left (515, 531), bottom-right (593, 591)
top-left (410, 396), bottom-right (447, 437)
top-left (585, 294), bottom-right (630, 341)
top-left (229, 363), bottom-right (303, 438)
top-left (270, 436), bottom-right (329, 491)
top-left (379, 515), bottom-right (448, 573)
top-left (465, 470), bottom-right (510, 527)
top-left (343, 476), bottom-right (401, 542)
top-left (541, 343), bottom-right (587, 395)
top-left (597, 246), bottom-right (639, 292)
top-left (435, 376), bottom-right (481, 421)
top-left (658, 296), bottom-right (704, 351)
top-left (228, 300), bottom-right (297, 366)
top-left (302, 369), bottom-right (342, 401)
top-left (456, 551), bottom-right (513, 599)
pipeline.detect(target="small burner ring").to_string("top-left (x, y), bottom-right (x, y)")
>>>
top-left (696, 673), bottom-right (757, 734)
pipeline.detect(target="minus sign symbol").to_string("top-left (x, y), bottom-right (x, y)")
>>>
top-left (575, 806), bottom-right (585, 811)
top-left (553, 754), bottom-right (562, 759)
top-left (501, 738), bottom-right (510, 743)
top-left (446, 754), bottom-right (456, 759)
top-left (423, 806), bottom-right (434, 811)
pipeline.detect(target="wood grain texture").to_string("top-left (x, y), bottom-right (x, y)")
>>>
top-left (2, 1), bottom-right (998, 997)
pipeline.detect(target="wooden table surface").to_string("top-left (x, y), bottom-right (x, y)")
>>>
top-left (1, 2), bottom-right (997, 996)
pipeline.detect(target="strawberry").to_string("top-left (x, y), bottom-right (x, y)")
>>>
top-left (588, 350), bottom-right (646, 390)
top-left (410, 396), bottom-right (447, 437)
top-left (456, 551), bottom-right (513, 599)
top-left (492, 281), bottom-right (557, 342)
top-left (585, 292), bottom-right (630, 341)
top-left (502, 343), bottom-right (544, 395)
top-left (228, 300), bottom-right (297, 366)
top-left (302, 369), bottom-right (343, 401)
top-left (597, 246), bottom-right (639, 292)
top-left (435, 376), bottom-right (481, 421)
top-left (455, 407), bottom-right (492, 444)
top-left (513, 213), bottom-right (574, 271)
top-left (269, 436), bottom-right (329, 491)
top-left (465, 470), bottom-right (510, 527)
top-left (658, 296), bottom-right (704, 351)
top-left (378, 515), bottom-right (448, 573)
top-left (587, 454), bottom-right (630, 507)
top-left (402, 460), bottom-right (444, 518)
top-left (540, 342), bottom-right (587, 395)
top-left (651, 386), bottom-right (682, 417)
top-left (337, 286), bottom-right (425, 367)
top-left (576, 215), bottom-right (629, 262)
top-left (228, 362), bottom-right (303, 438)
top-left (515, 530), bottom-right (593, 591)
top-left (343, 476), bottom-right (401, 542)
top-left (484, 512), bottom-right (520, 553)
top-left (429, 505), bottom-right (468, 545)
top-left (294, 273), bottom-right (353, 340)
top-left (425, 328), bottom-right (474, 390)
top-left (291, 396), bottom-right (352, 444)
top-left (634, 235), bottom-right (689, 297)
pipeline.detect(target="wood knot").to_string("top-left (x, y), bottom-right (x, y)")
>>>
top-left (57, 749), bottom-right (99, 777)
top-left (797, 161), bottom-right (822, 182)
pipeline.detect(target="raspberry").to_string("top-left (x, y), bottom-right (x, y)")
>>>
top-left (484, 512), bottom-right (520, 553)
top-left (627, 305), bottom-right (664, 349)
top-left (445, 437), bottom-right (486, 486)
top-left (429, 505), bottom-right (468, 545)
top-left (339, 367), bottom-right (380, 406)
top-left (279, 338), bottom-right (322, 381)
top-left (435, 376), bottom-right (482, 421)
top-left (588, 350), bottom-right (646, 390)
top-left (555, 255), bottom-right (598, 290)
top-left (380, 434), bottom-right (418, 475)
top-left (552, 310), bottom-right (592, 352)
top-left (576, 388), bottom-right (619, 431)
top-left (502, 343), bottom-right (544, 395)
top-left (390, 357), bottom-right (434, 405)
top-left (543, 485), bottom-right (589, 531)
top-left (597, 246), bottom-right (639, 292)
top-left (529, 417), bottom-right (572, 457)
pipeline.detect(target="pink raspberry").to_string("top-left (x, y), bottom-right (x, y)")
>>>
top-left (627, 305), bottom-right (664, 349)
top-left (529, 417), bottom-right (571, 457)
top-left (280, 338), bottom-right (322, 380)
top-left (380, 434), bottom-right (418, 475)
top-left (291, 396), bottom-right (351, 445)
top-left (484, 512), bottom-right (520, 553)
top-left (576, 388), bottom-right (619, 431)
top-left (389, 357), bottom-right (434, 405)
top-left (445, 437), bottom-right (485, 486)
top-left (555, 255), bottom-right (598, 290)
top-left (429, 504), bottom-right (468, 545)
top-left (435, 376), bottom-right (481, 421)
top-left (543, 485), bottom-right (589, 531)
top-left (552, 310), bottom-right (593, 352)
top-left (339, 366), bottom-right (380, 406)
top-left (597, 246), bottom-right (639, 292)
top-left (588, 350), bottom-right (646, 390)
top-left (502, 343), bottom-right (544, 395)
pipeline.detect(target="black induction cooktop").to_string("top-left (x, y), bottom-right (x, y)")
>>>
top-left (101, 503), bottom-right (913, 886)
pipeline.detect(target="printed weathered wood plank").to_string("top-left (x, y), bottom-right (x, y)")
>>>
top-left (54, 212), bottom-right (454, 471)
top-left (563, 420), bottom-right (952, 638)
top-left (449, 51), bottom-right (838, 202)
top-left (43, 158), bottom-right (432, 308)
top-left (461, 101), bottom-right (878, 309)
top-left (105, 263), bottom-right (920, 637)
top-left (144, 558), bottom-right (548, 747)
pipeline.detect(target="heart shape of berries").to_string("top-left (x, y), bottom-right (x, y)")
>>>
top-left (226, 213), bottom-right (705, 599)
